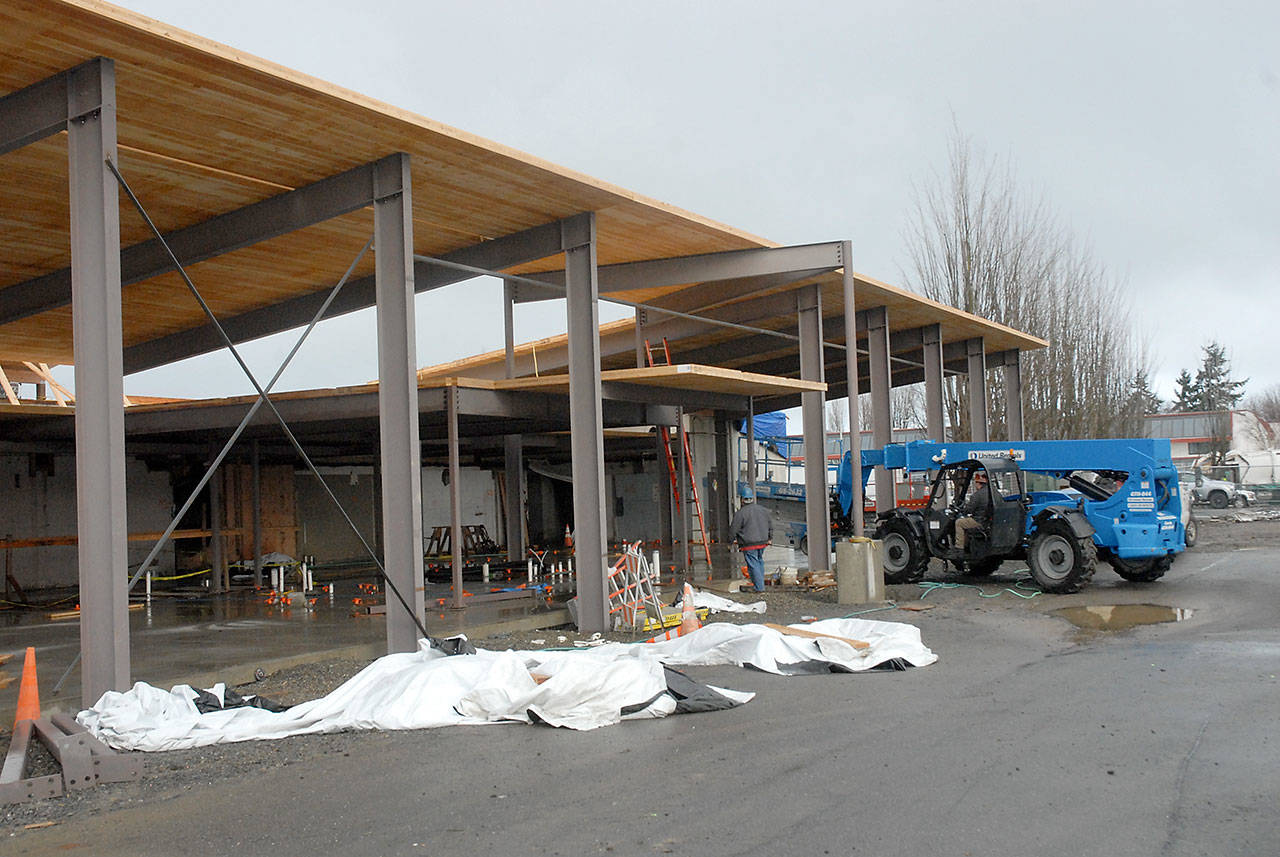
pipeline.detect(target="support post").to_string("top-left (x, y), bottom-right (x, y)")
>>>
top-left (447, 387), bottom-right (464, 610)
top-left (923, 323), bottom-right (945, 443)
top-left (967, 338), bottom-right (988, 442)
top-left (840, 242), bottom-right (864, 535)
top-left (251, 439), bottom-right (262, 588)
top-left (712, 416), bottom-right (732, 545)
top-left (1004, 349), bottom-right (1024, 441)
top-left (746, 400), bottom-right (757, 498)
top-left (657, 429), bottom-right (674, 555)
top-left (66, 58), bottom-right (129, 706)
top-left (373, 153), bottom-right (425, 651)
top-left (562, 213), bottom-right (609, 633)
top-left (798, 285), bottom-right (829, 570)
top-left (867, 306), bottom-right (893, 514)
top-left (503, 282), bottom-right (524, 562)
top-left (677, 406), bottom-right (690, 576)
top-left (208, 449), bottom-right (224, 594)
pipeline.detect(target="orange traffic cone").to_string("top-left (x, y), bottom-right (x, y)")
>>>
top-left (679, 582), bottom-right (701, 636)
top-left (13, 646), bottom-right (40, 727)
top-left (564, 525), bottom-right (573, 548)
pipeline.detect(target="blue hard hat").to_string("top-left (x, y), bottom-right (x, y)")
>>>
top-left (739, 484), bottom-right (756, 500)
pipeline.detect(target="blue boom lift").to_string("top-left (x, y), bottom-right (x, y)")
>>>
top-left (833, 438), bottom-right (1187, 593)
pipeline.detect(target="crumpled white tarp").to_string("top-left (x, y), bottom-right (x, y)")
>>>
top-left (680, 588), bottom-right (767, 615)
top-left (78, 618), bottom-right (933, 751)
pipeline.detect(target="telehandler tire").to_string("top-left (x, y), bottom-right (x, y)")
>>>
top-left (1111, 554), bottom-right (1172, 582)
top-left (966, 557), bottom-right (1002, 577)
top-left (1027, 519), bottom-right (1096, 593)
top-left (875, 518), bottom-right (929, 584)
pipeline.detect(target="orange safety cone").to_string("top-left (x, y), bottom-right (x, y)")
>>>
top-left (564, 525), bottom-right (573, 548)
top-left (679, 582), bottom-right (701, 636)
top-left (13, 646), bottom-right (40, 727)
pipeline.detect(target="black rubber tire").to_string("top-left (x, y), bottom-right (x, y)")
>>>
top-left (1208, 490), bottom-right (1229, 509)
top-left (1027, 519), bottom-right (1097, 593)
top-left (1184, 515), bottom-right (1198, 548)
top-left (1111, 554), bottom-right (1172, 582)
top-left (966, 557), bottom-right (1002, 577)
top-left (875, 518), bottom-right (929, 584)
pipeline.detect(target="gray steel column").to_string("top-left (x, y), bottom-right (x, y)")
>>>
top-left (67, 58), bottom-right (129, 706)
top-left (797, 285), bottom-right (829, 569)
top-left (923, 323), bottom-right (945, 443)
top-left (677, 407), bottom-right (690, 575)
top-left (634, 308), bottom-right (648, 368)
top-left (867, 306), bottom-right (893, 514)
top-left (447, 387), bottom-right (464, 610)
top-left (1004, 349), bottom-right (1025, 441)
top-left (712, 417), bottom-right (732, 545)
top-left (208, 451), bottom-right (224, 594)
top-left (251, 440), bottom-right (262, 588)
top-left (562, 213), bottom-right (609, 633)
top-left (840, 241), bottom-right (864, 535)
top-left (746, 401), bottom-right (757, 497)
top-left (656, 430), bottom-right (673, 554)
top-left (503, 282), bottom-right (524, 562)
top-left (967, 338), bottom-right (989, 442)
top-left (373, 153), bottom-right (425, 651)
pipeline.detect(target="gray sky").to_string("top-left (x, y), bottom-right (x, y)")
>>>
top-left (102, 0), bottom-right (1279, 406)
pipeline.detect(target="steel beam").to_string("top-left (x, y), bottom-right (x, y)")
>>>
top-left (966, 338), bottom-right (989, 442)
top-left (563, 213), bottom-right (609, 633)
top-left (0, 59), bottom-right (104, 155)
top-left (840, 242), bottom-right (864, 535)
top-left (1003, 349), bottom-right (1025, 441)
top-left (122, 218), bottom-right (575, 374)
top-left (373, 153), bottom-right (425, 652)
top-left (866, 306), bottom-right (893, 514)
top-left (923, 323), bottom-right (945, 443)
top-left (65, 57), bottom-right (130, 707)
top-left (512, 242), bottom-right (844, 301)
top-left (2, 157), bottom-right (399, 326)
top-left (798, 285), bottom-right (830, 569)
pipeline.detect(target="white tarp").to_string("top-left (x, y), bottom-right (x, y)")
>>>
top-left (78, 618), bottom-right (935, 751)
top-left (681, 588), bottom-right (767, 615)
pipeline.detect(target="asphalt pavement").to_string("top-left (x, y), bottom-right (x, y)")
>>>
top-left (6, 541), bottom-right (1278, 857)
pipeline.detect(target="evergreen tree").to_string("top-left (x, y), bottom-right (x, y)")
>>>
top-left (1193, 341), bottom-right (1247, 411)
top-left (1171, 369), bottom-right (1198, 411)
top-left (1128, 370), bottom-right (1162, 415)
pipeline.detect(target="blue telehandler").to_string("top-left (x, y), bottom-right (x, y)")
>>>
top-left (833, 439), bottom-right (1187, 593)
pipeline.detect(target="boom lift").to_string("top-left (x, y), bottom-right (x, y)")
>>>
top-left (833, 439), bottom-right (1187, 593)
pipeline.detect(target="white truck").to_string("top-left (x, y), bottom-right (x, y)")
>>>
top-left (1219, 449), bottom-right (1280, 503)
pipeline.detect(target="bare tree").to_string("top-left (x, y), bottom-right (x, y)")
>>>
top-left (1245, 382), bottom-right (1280, 424)
top-left (903, 128), bottom-right (1151, 440)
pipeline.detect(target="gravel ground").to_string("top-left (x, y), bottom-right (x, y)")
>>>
top-left (3, 514), bottom-right (1276, 833)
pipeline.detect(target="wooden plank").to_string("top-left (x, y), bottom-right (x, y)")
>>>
top-left (763, 622), bottom-right (870, 650)
top-left (491, 364), bottom-right (825, 396)
top-left (0, 363), bottom-right (18, 405)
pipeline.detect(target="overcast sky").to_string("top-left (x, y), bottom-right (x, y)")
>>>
top-left (101, 0), bottom-right (1279, 406)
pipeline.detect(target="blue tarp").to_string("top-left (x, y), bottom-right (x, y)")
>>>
top-left (739, 411), bottom-right (787, 438)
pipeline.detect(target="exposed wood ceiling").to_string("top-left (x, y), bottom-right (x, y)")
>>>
top-left (0, 0), bottom-right (1045, 386)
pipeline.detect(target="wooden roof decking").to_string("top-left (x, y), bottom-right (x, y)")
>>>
top-left (0, 0), bottom-right (772, 365)
top-left (1, 0), bottom-right (1045, 392)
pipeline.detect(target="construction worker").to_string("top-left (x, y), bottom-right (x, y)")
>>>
top-left (954, 469), bottom-right (993, 553)
top-left (730, 486), bottom-right (773, 593)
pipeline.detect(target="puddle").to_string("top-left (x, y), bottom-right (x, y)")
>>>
top-left (1053, 603), bottom-right (1193, 631)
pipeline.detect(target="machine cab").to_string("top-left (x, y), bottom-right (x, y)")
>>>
top-left (924, 458), bottom-right (1027, 561)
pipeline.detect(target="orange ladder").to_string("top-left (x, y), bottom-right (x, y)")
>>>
top-left (645, 338), bottom-right (712, 567)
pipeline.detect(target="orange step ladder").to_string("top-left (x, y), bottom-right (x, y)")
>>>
top-left (645, 338), bottom-right (712, 568)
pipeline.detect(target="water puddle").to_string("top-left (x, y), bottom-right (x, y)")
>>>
top-left (1053, 603), bottom-right (1193, 631)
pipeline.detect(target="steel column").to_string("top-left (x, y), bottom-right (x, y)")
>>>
top-left (967, 338), bottom-right (989, 442)
top-left (562, 213), bottom-right (609, 633)
top-left (66, 58), bottom-right (129, 706)
top-left (208, 452), bottom-right (224, 594)
top-left (923, 323), bottom-right (945, 443)
top-left (840, 241), bottom-right (864, 535)
top-left (712, 416), bottom-right (732, 545)
top-left (373, 153), bottom-right (425, 651)
top-left (251, 439), bottom-right (263, 588)
top-left (677, 406), bottom-right (690, 576)
top-left (447, 387), bottom-right (464, 610)
top-left (1004, 350), bottom-right (1025, 441)
top-left (867, 306), bottom-right (894, 514)
top-left (502, 282), bottom-right (525, 561)
top-left (746, 400), bottom-right (757, 497)
top-left (797, 285), bottom-right (829, 570)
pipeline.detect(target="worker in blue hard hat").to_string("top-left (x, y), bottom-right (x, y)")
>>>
top-left (730, 486), bottom-right (773, 593)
